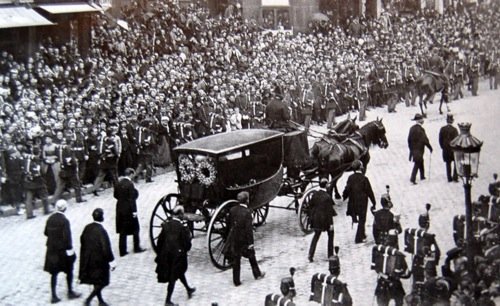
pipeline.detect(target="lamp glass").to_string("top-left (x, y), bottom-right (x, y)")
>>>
top-left (454, 151), bottom-right (480, 178)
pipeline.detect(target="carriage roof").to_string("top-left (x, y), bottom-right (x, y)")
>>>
top-left (173, 129), bottom-right (284, 156)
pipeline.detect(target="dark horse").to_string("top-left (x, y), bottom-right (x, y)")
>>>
top-left (416, 71), bottom-right (449, 116)
top-left (311, 119), bottom-right (388, 199)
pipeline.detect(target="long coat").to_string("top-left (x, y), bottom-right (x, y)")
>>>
top-left (227, 204), bottom-right (254, 257)
top-left (114, 177), bottom-right (139, 235)
top-left (155, 218), bottom-right (192, 283)
top-left (343, 172), bottom-right (376, 222)
top-left (44, 212), bottom-right (75, 274)
top-left (408, 123), bottom-right (432, 163)
top-left (309, 189), bottom-right (337, 231)
top-left (79, 222), bottom-right (114, 286)
top-left (265, 98), bottom-right (291, 129)
top-left (439, 124), bottom-right (459, 162)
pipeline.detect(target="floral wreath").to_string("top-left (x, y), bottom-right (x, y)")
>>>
top-left (196, 158), bottom-right (217, 186)
top-left (178, 154), bottom-right (196, 183)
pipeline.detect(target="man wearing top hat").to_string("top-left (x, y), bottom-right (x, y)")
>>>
top-left (408, 113), bottom-right (433, 185)
top-left (439, 114), bottom-right (459, 182)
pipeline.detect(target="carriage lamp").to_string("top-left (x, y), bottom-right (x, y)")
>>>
top-left (450, 122), bottom-right (483, 276)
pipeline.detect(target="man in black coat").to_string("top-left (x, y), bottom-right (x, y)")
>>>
top-left (114, 168), bottom-right (145, 257)
top-left (227, 191), bottom-right (265, 286)
top-left (155, 206), bottom-right (195, 306)
top-left (343, 160), bottom-right (376, 243)
top-left (265, 93), bottom-right (291, 130)
top-left (79, 208), bottom-right (115, 306)
top-left (44, 200), bottom-right (81, 304)
top-left (408, 113), bottom-right (433, 185)
top-left (438, 114), bottom-right (459, 182)
top-left (308, 178), bottom-right (337, 262)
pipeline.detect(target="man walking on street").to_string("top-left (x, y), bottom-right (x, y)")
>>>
top-left (44, 200), bottom-right (81, 304)
top-left (308, 178), bottom-right (337, 262)
top-left (227, 191), bottom-right (266, 286)
top-left (343, 160), bottom-right (376, 244)
top-left (155, 206), bottom-right (196, 306)
top-left (79, 208), bottom-right (115, 306)
top-left (114, 168), bottom-right (146, 257)
top-left (408, 113), bottom-right (433, 185)
top-left (439, 114), bottom-right (459, 182)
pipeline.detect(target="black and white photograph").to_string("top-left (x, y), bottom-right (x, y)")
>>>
top-left (0, 0), bottom-right (499, 305)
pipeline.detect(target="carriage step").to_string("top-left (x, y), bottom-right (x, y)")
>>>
top-left (182, 213), bottom-right (206, 223)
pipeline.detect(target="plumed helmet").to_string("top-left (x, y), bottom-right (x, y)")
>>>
top-left (380, 194), bottom-right (392, 208)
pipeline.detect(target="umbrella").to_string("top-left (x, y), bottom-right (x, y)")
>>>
top-left (312, 12), bottom-right (330, 22)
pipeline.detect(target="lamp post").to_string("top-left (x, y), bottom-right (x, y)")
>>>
top-left (450, 122), bottom-right (483, 275)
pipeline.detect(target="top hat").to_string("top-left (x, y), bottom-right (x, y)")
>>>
top-left (446, 114), bottom-right (454, 123)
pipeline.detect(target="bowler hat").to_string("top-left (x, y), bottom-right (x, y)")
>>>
top-left (412, 113), bottom-right (424, 121)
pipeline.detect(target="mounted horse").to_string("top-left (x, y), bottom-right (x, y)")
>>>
top-left (416, 70), bottom-right (450, 116)
top-left (311, 118), bottom-right (388, 199)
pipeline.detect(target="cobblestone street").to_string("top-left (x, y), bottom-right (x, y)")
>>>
top-left (0, 82), bottom-right (498, 306)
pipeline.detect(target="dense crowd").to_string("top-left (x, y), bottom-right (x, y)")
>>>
top-left (0, 2), bottom-right (498, 206)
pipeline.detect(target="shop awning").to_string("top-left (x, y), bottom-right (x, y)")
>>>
top-left (0, 6), bottom-right (54, 29)
top-left (38, 3), bottom-right (102, 14)
top-left (261, 0), bottom-right (289, 7)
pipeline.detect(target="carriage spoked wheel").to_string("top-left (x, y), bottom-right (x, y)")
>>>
top-left (298, 188), bottom-right (318, 234)
top-left (252, 203), bottom-right (269, 227)
top-left (149, 193), bottom-right (181, 253)
top-left (207, 200), bottom-right (239, 270)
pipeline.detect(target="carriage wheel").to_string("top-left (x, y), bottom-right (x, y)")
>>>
top-left (207, 200), bottom-right (239, 270)
top-left (252, 204), bottom-right (269, 227)
top-left (149, 194), bottom-right (181, 253)
top-left (298, 189), bottom-right (317, 234)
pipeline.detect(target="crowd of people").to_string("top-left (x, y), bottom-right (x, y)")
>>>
top-left (0, 0), bottom-right (498, 212)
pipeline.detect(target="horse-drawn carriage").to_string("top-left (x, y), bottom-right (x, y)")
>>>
top-left (149, 119), bottom-right (388, 270)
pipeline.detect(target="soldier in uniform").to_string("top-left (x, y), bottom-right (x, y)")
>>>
top-left (469, 52), bottom-right (481, 96)
top-left (135, 119), bottom-right (155, 183)
top-left (325, 90), bottom-right (340, 129)
top-left (403, 59), bottom-right (418, 107)
top-left (372, 191), bottom-right (402, 247)
top-left (374, 252), bottom-right (411, 306)
top-left (411, 209), bottom-right (441, 288)
top-left (52, 132), bottom-right (86, 204)
top-left (3, 145), bottom-right (24, 213)
top-left (67, 120), bottom-right (88, 182)
top-left (92, 126), bottom-right (121, 196)
top-left (438, 114), bottom-right (459, 182)
top-left (24, 146), bottom-right (51, 218)
top-left (300, 82), bottom-right (314, 130)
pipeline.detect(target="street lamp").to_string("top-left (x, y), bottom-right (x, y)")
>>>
top-left (450, 122), bottom-right (483, 275)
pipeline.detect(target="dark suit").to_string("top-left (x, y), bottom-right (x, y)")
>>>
top-left (439, 124), bottom-right (459, 181)
top-left (408, 123), bottom-right (432, 183)
top-left (44, 212), bottom-right (75, 274)
top-left (308, 189), bottom-right (337, 260)
top-left (227, 204), bottom-right (263, 285)
top-left (343, 172), bottom-right (376, 243)
top-left (265, 98), bottom-right (290, 129)
top-left (114, 177), bottom-right (140, 255)
top-left (155, 217), bottom-right (193, 304)
top-left (155, 218), bottom-right (191, 283)
top-left (79, 222), bottom-right (114, 287)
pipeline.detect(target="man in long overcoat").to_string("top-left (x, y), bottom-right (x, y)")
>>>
top-left (44, 200), bottom-right (81, 303)
top-left (438, 114), bottom-right (459, 182)
top-left (265, 93), bottom-right (291, 130)
top-left (227, 191), bottom-right (265, 286)
top-left (408, 113), bottom-right (433, 184)
top-left (79, 208), bottom-right (115, 306)
top-left (114, 168), bottom-right (145, 256)
top-left (343, 160), bottom-right (376, 243)
top-left (308, 178), bottom-right (337, 262)
top-left (155, 206), bottom-right (195, 306)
